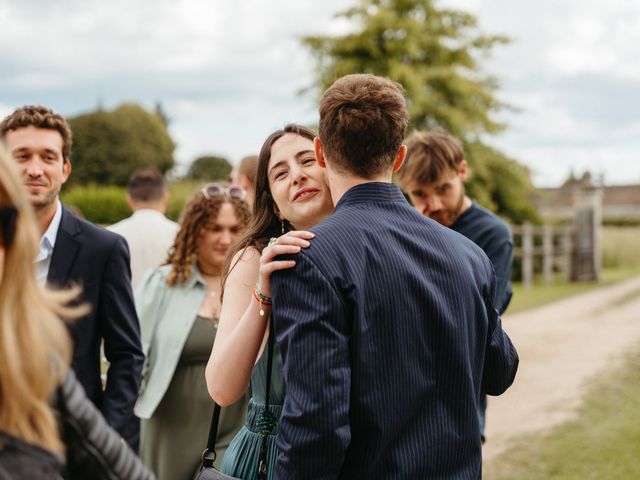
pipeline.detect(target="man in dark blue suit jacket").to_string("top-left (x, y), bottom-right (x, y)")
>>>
top-left (270, 74), bottom-right (519, 479)
top-left (1, 105), bottom-right (144, 449)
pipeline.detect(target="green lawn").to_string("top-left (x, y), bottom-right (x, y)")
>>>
top-left (486, 341), bottom-right (640, 479)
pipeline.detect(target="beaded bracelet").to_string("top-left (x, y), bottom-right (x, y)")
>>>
top-left (254, 287), bottom-right (272, 317)
top-left (254, 287), bottom-right (272, 305)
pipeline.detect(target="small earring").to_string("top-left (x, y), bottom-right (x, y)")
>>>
top-left (281, 219), bottom-right (285, 234)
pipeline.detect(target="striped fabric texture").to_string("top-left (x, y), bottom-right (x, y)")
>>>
top-left (271, 182), bottom-right (519, 480)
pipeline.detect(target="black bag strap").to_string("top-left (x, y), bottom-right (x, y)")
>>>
top-left (256, 316), bottom-right (275, 479)
top-left (203, 402), bottom-right (222, 465)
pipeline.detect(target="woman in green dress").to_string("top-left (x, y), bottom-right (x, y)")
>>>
top-left (206, 125), bottom-right (334, 479)
top-left (135, 185), bottom-right (251, 480)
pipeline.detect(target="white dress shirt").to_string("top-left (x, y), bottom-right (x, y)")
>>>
top-left (35, 199), bottom-right (63, 286)
top-left (107, 209), bottom-right (179, 289)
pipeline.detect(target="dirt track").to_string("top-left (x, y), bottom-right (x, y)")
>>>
top-left (483, 275), bottom-right (640, 463)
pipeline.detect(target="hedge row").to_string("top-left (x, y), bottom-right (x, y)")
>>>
top-left (61, 181), bottom-right (203, 225)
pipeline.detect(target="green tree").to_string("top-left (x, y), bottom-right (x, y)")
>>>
top-left (186, 155), bottom-right (233, 182)
top-left (68, 103), bottom-right (175, 186)
top-left (303, 0), bottom-right (538, 223)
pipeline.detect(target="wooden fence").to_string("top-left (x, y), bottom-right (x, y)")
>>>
top-left (511, 223), bottom-right (574, 289)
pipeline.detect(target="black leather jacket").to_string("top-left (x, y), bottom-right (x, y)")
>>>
top-left (0, 370), bottom-right (154, 480)
top-left (55, 370), bottom-right (155, 480)
top-left (0, 430), bottom-right (62, 479)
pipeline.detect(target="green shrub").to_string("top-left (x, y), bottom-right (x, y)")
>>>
top-left (61, 185), bottom-right (129, 225)
top-left (166, 180), bottom-right (202, 221)
top-left (61, 180), bottom-right (206, 225)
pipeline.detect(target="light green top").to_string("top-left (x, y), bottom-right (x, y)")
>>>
top-left (134, 263), bottom-right (210, 419)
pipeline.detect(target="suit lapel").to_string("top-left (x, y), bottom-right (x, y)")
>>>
top-left (47, 206), bottom-right (82, 288)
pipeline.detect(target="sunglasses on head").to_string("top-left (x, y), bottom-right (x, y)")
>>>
top-left (0, 206), bottom-right (18, 250)
top-left (201, 184), bottom-right (246, 201)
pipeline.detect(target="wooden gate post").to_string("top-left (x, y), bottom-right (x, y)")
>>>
top-left (543, 224), bottom-right (553, 285)
top-left (522, 222), bottom-right (533, 289)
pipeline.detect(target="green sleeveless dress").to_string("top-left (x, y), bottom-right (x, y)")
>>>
top-left (140, 316), bottom-right (247, 480)
top-left (219, 337), bottom-right (284, 480)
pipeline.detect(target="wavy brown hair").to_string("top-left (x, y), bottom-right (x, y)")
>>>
top-left (0, 148), bottom-right (85, 454)
top-left (221, 124), bottom-right (316, 295)
top-left (319, 74), bottom-right (408, 178)
top-left (0, 105), bottom-right (73, 164)
top-left (165, 186), bottom-right (251, 286)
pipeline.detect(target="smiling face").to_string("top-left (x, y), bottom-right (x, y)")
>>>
top-left (404, 163), bottom-right (468, 227)
top-left (196, 202), bottom-right (243, 275)
top-left (4, 126), bottom-right (70, 212)
top-left (267, 133), bottom-right (333, 230)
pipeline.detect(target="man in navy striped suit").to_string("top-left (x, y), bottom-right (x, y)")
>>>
top-left (271, 74), bottom-right (519, 479)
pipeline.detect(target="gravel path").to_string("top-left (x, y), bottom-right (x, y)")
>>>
top-left (483, 275), bottom-right (640, 463)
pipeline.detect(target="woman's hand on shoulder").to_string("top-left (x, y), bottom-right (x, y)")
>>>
top-left (258, 230), bottom-right (314, 297)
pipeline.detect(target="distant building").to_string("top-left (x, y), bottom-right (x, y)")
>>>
top-left (532, 173), bottom-right (640, 223)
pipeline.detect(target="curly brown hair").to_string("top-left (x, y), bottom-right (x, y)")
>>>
top-left (0, 105), bottom-right (73, 164)
top-left (165, 187), bottom-right (251, 286)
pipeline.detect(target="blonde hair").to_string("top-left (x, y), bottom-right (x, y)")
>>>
top-left (0, 147), bottom-right (83, 454)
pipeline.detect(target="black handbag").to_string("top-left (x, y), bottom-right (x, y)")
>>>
top-left (193, 402), bottom-right (241, 480)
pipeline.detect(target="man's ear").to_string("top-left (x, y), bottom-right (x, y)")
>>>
top-left (240, 174), bottom-right (251, 192)
top-left (392, 145), bottom-right (407, 173)
top-left (61, 161), bottom-right (71, 184)
top-left (126, 195), bottom-right (134, 211)
top-left (459, 159), bottom-right (469, 182)
top-left (314, 137), bottom-right (326, 169)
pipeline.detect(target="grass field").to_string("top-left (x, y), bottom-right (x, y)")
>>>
top-left (486, 341), bottom-right (640, 479)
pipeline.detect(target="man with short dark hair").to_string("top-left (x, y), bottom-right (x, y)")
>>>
top-left (230, 154), bottom-right (258, 208)
top-left (108, 168), bottom-right (178, 288)
top-left (0, 105), bottom-right (144, 449)
top-left (397, 130), bottom-right (514, 442)
top-left (270, 74), bottom-right (518, 479)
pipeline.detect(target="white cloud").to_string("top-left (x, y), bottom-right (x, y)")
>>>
top-left (0, 0), bottom-right (638, 189)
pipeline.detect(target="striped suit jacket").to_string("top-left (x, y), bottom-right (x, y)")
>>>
top-left (271, 182), bottom-right (518, 480)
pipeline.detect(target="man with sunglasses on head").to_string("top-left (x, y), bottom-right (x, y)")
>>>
top-left (0, 105), bottom-right (144, 451)
top-left (108, 168), bottom-right (179, 289)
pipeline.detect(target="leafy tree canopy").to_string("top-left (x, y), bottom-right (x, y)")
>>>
top-left (68, 103), bottom-right (175, 186)
top-left (303, 0), bottom-right (538, 223)
top-left (186, 155), bottom-right (233, 182)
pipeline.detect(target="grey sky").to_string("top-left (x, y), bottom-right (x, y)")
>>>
top-left (1, 0), bottom-right (638, 187)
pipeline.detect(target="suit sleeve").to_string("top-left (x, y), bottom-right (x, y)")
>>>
top-left (484, 226), bottom-right (513, 315)
top-left (99, 235), bottom-right (144, 449)
top-left (271, 253), bottom-right (351, 480)
top-left (481, 267), bottom-right (519, 396)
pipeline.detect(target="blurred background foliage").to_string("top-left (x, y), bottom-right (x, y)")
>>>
top-left (186, 155), bottom-right (233, 182)
top-left (303, 0), bottom-right (539, 224)
top-left (63, 0), bottom-right (545, 225)
top-left (62, 180), bottom-right (203, 225)
top-left (68, 103), bottom-right (176, 186)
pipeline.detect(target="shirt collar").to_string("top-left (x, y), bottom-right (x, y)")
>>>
top-left (40, 199), bottom-right (63, 254)
top-left (334, 182), bottom-right (407, 211)
top-left (184, 261), bottom-right (206, 289)
top-left (131, 208), bottom-right (165, 219)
